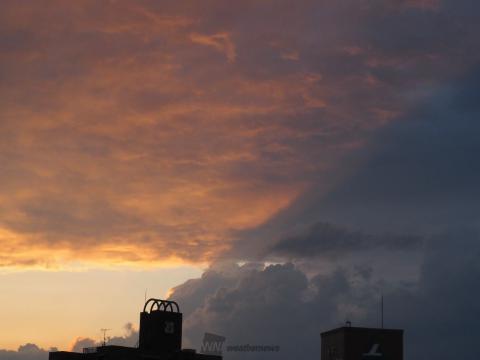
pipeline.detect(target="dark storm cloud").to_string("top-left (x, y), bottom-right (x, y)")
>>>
top-left (270, 222), bottom-right (422, 259)
top-left (168, 230), bottom-right (480, 360)
top-left (308, 65), bottom-right (480, 232)
top-left (229, 61), bottom-right (480, 262)
top-left (381, 229), bottom-right (480, 359)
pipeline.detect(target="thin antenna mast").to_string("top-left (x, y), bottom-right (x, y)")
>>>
top-left (100, 328), bottom-right (111, 346)
top-left (381, 294), bottom-right (384, 329)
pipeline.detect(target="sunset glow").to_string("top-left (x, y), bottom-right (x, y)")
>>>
top-left (1, 1), bottom-right (479, 359)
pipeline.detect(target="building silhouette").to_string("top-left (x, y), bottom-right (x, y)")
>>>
top-left (49, 299), bottom-right (220, 360)
top-left (321, 325), bottom-right (403, 360)
top-left (49, 298), bottom-right (404, 360)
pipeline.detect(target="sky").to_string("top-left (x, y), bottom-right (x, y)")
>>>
top-left (0, 0), bottom-right (479, 359)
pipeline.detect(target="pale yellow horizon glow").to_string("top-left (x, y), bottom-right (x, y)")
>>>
top-left (0, 266), bottom-right (203, 351)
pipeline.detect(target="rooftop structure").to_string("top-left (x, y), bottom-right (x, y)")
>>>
top-left (321, 325), bottom-right (403, 360)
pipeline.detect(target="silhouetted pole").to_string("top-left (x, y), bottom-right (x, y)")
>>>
top-left (101, 328), bottom-right (111, 346)
top-left (381, 295), bottom-right (384, 328)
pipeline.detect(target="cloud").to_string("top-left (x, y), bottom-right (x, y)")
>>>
top-left (171, 263), bottom-right (352, 359)
top-left (165, 55), bottom-right (480, 360)
top-left (169, 229), bottom-right (480, 360)
top-left (1, 0), bottom-right (480, 269)
top-left (0, 323), bottom-right (137, 360)
top-left (69, 339), bottom-right (95, 354)
top-left (228, 63), bottom-right (480, 262)
top-left (0, 344), bottom-right (50, 360)
top-left (1, 1), bottom-right (479, 357)
top-left (404, 0), bottom-right (440, 10)
top-left (378, 229), bottom-right (480, 359)
top-left (270, 222), bottom-right (423, 259)
top-left (190, 32), bottom-right (237, 62)
top-left (70, 323), bottom-right (138, 353)
top-left (3, 227), bottom-right (478, 360)
top-left (169, 261), bottom-right (382, 359)
top-left (309, 66), bottom-right (480, 233)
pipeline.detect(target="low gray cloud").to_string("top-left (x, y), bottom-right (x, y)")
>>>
top-left (170, 261), bottom-right (382, 359)
top-left (0, 344), bottom-right (51, 360)
top-left (270, 222), bottom-right (422, 259)
top-left (70, 323), bottom-right (138, 353)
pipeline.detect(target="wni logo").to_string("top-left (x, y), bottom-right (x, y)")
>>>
top-left (201, 333), bottom-right (226, 356)
top-left (362, 344), bottom-right (384, 359)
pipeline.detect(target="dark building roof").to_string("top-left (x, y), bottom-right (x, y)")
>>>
top-left (321, 326), bottom-right (404, 336)
top-left (321, 326), bottom-right (403, 360)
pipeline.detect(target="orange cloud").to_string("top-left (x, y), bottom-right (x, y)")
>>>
top-left (2, 0), bottom-right (463, 270)
top-left (190, 32), bottom-right (237, 62)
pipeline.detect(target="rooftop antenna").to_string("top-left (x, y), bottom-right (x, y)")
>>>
top-left (100, 328), bottom-right (111, 347)
top-left (381, 294), bottom-right (384, 329)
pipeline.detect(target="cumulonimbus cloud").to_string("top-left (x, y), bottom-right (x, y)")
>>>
top-left (168, 229), bottom-right (480, 360)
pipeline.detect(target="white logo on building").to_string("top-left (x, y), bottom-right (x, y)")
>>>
top-left (363, 344), bottom-right (382, 357)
